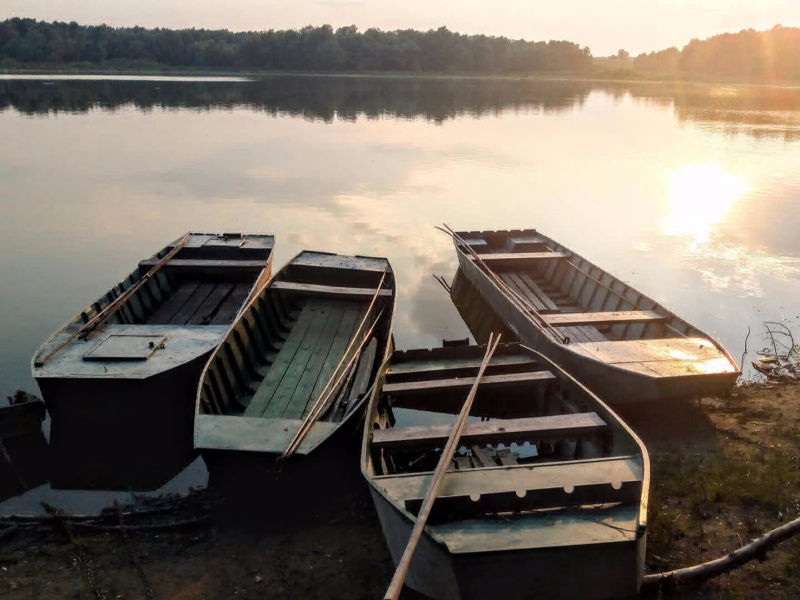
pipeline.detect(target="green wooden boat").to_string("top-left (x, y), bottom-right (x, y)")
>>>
top-left (32, 232), bottom-right (274, 490)
top-left (452, 227), bottom-right (739, 404)
top-left (362, 342), bottom-right (650, 600)
top-left (195, 251), bottom-right (395, 489)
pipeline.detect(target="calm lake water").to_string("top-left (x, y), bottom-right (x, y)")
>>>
top-left (2, 75), bottom-right (800, 400)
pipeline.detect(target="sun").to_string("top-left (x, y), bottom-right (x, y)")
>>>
top-left (660, 162), bottom-right (747, 245)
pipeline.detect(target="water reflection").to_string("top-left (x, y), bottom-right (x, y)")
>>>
top-left (0, 76), bottom-right (592, 122)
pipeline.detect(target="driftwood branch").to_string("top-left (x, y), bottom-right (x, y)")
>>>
top-left (642, 513), bottom-right (800, 590)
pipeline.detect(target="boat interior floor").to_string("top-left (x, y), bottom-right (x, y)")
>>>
top-left (238, 295), bottom-right (369, 422)
top-left (144, 280), bottom-right (254, 326)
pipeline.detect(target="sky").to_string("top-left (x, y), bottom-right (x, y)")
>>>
top-left (2, 0), bottom-right (798, 56)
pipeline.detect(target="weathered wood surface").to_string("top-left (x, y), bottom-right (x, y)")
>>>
top-left (139, 258), bottom-right (267, 269)
top-left (468, 251), bottom-right (570, 265)
top-left (195, 414), bottom-right (337, 455)
top-left (569, 337), bottom-right (738, 376)
top-left (271, 280), bottom-right (393, 299)
top-left (372, 412), bottom-right (606, 449)
top-left (387, 353), bottom-right (537, 377)
top-left (382, 370), bottom-right (556, 396)
top-left (374, 455), bottom-right (643, 503)
top-left (543, 310), bottom-right (665, 327)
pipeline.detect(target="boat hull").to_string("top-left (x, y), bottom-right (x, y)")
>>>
top-left (37, 354), bottom-right (207, 490)
top-left (457, 251), bottom-right (737, 403)
top-left (370, 485), bottom-right (645, 600)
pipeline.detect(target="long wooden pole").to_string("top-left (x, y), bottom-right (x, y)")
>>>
top-left (383, 333), bottom-right (502, 600)
top-left (34, 233), bottom-right (191, 367)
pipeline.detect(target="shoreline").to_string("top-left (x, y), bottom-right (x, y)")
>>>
top-left (2, 65), bottom-right (800, 89)
top-left (2, 380), bottom-right (799, 598)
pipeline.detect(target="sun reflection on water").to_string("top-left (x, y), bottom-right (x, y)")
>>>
top-left (661, 162), bottom-right (747, 245)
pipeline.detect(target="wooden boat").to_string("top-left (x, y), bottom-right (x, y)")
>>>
top-left (0, 392), bottom-right (48, 500)
top-left (194, 251), bottom-right (396, 492)
top-left (362, 342), bottom-right (649, 600)
top-left (451, 228), bottom-right (739, 404)
top-left (31, 232), bottom-right (274, 490)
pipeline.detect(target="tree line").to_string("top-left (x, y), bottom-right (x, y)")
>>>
top-left (634, 25), bottom-right (800, 81)
top-left (0, 18), bottom-right (592, 74)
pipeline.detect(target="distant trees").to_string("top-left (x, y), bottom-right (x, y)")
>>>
top-left (0, 19), bottom-right (593, 74)
top-left (634, 25), bottom-right (800, 81)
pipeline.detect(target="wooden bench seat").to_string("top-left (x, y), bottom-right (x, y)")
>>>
top-left (543, 310), bottom-right (665, 327)
top-left (468, 251), bottom-right (570, 266)
top-left (140, 258), bottom-right (266, 270)
top-left (271, 280), bottom-right (392, 300)
top-left (382, 370), bottom-right (557, 397)
top-left (373, 456), bottom-right (643, 516)
top-left (372, 412), bottom-right (606, 449)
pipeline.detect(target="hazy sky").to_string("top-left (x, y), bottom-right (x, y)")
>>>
top-left (2, 0), bottom-right (797, 56)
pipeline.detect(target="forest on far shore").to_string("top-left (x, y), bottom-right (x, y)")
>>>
top-left (633, 25), bottom-right (800, 82)
top-left (0, 19), bottom-right (592, 74)
top-left (1, 18), bottom-right (799, 82)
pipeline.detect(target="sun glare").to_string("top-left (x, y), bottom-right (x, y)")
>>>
top-left (660, 162), bottom-right (747, 245)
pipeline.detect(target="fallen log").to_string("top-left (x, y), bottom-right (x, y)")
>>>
top-left (642, 513), bottom-right (800, 590)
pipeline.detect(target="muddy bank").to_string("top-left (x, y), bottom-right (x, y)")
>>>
top-left (2, 382), bottom-right (800, 599)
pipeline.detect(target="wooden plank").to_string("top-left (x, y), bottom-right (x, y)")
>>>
top-left (145, 280), bottom-right (200, 324)
top-left (468, 251), bottom-right (569, 266)
top-left (543, 310), bottom-right (665, 327)
top-left (471, 445), bottom-right (495, 467)
top-left (169, 282), bottom-right (216, 324)
top-left (243, 303), bottom-right (319, 417)
top-left (139, 258), bottom-right (266, 269)
top-left (382, 370), bottom-right (556, 396)
top-left (569, 337), bottom-right (730, 366)
top-left (210, 282), bottom-right (252, 325)
top-left (306, 303), bottom-right (363, 409)
top-left (454, 456), bottom-right (472, 470)
top-left (262, 301), bottom-right (335, 418)
top-left (518, 273), bottom-right (560, 311)
top-left (501, 272), bottom-right (547, 311)
top-left (271, 280), bottom-right (392, 299)
top-left (496, 447), bottom-right (518, 465)
top-left (186, 282), bottom-right (234, 325)
top-left (280, 301), bottom-right (346, 419)
top-left (388, 354), bottom-right (537, 377)
top-left (372, 412), bottom-right (606, 449)
top-left (334, 337), bottom-right (378, 420)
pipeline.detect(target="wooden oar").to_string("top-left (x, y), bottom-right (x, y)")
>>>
top-left (281, 308), bottom-right (385, 458)
top-left (34, 232), bottom-right (191, 367)
top-left (382, 332), bottom-right (502, 600)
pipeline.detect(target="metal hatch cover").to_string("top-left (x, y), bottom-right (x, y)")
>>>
top-left (83, 335), bottom-right (167, 361)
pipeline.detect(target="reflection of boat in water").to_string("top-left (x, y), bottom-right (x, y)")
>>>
top-left (362, 342), bottom-right (649, 600)
top-left (32, 232), bottom-right (274, 490)
top-left (0, 392), bottom-right (48, 501)
top-left (451, 228), bottom-right (739, 404)
top-left (195, 251), bottom-right (395, 494)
